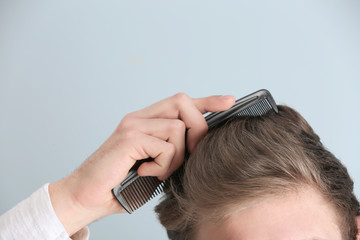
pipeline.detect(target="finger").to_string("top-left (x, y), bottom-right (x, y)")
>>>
top-left (125, 118), bottom-right (185, 142)
top-left (164, 129), bottom-right (185, 179)
top-left (128, 118), bottom-right (186, 178)
top-left (128, 93), bottom-right (192, 119)
top-left (169, 94), bottom-right (208, 152)
top-left (129, 93), bottom-right (235, 152)
top-left (130, 93), bottom-right (235, 119)
top-left (135, 134), bottom-right (176, 179)
top-left (187, 95), bottom-right (235, 151)
top-left (192, 95), bottom-right (235, 114)
top-left (129, 93), bottom-right (206, 152)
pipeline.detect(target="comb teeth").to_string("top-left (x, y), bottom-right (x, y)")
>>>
top-left (235, 98), bottom-right (272, 117)
top-left (115, 176), bottom-right (166, 213)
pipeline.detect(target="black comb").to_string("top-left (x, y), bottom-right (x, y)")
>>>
top-left (112, 158), bottom-right (166, 213)
top-left (206, 89), bottom-right (278, 129)
top-left (112, 89), bottom-right (278, 213)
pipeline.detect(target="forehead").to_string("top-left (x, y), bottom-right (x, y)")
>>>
top-left (195, 187), bottom-right (342, 240)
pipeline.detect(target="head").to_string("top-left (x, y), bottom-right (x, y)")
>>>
top-left (155, 105), bottom-right (360, 240)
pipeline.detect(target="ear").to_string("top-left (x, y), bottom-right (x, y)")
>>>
top-left (356, 216), bottom-right (360, 240)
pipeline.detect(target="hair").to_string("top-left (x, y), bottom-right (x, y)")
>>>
top-left (155, 105), bottom-right (360, 240)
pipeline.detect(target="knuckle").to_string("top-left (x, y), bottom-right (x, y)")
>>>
top-left (166, 142), bottom-right (176, 155)
top-left (122, 113), bottom-right (135, 123)
top-left (158, 167), bottom-right (168, 177)
top-left (172, 92), bottom-right (190, 106)
top-left (158, 175), bottom-right (167, 181)
top-left (197, 118), bottom-right (208, 133)
top-left (170, 119), bottom-right (186, 133)
top-left (201, 122), bottom-right (209, 133)
top-left (118, 116), bottom-right (130, 128)
top-left (121, 129), bottom-right (138, 140)
top-left (118, 113), bottom-right (137, 130)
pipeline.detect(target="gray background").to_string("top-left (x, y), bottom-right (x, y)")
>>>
top-left (1, 0), bottom-right (359, 239)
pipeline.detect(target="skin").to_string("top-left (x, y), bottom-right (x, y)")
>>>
top-left (48, 93), bottom-right (236, 236)
top-left (196, 187), bottom-right (360, 240)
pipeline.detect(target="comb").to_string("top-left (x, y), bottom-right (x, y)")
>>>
top-left (112, 89), bottom-right (278, 213)
top-left (112, 158), bottom-right (166, 213)
top-left (206, 89), bottom-right (278, 129)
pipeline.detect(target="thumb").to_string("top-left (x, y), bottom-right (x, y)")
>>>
top-left (193, 95), bottom-right (235, 114)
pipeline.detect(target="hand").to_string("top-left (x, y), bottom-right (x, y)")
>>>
top-left (49, 93), bottom-right (235, 236)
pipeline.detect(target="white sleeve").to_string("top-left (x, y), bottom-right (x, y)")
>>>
top-left (0, 184), bottom-right (89, 240)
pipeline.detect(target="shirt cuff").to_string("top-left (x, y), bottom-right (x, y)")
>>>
top-left (0, 184), bottom-right (89, 240)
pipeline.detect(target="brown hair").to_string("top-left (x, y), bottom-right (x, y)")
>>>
top-left (155, 105), bottom-right (360, 240)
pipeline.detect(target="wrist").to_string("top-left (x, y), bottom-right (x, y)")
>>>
top-left (49, 179), bottom-right (83, 236)
top-left (49, 177), bottom-right (114, 236)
